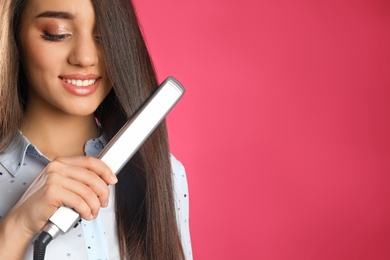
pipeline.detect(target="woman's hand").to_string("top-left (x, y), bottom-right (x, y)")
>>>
top-left (7, 156), bottom-right (117, 236)
top-left (0, 156), bottom-right (117, 258)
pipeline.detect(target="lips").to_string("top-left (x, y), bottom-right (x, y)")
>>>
top-left (59, 74), bottom-right (100, 96)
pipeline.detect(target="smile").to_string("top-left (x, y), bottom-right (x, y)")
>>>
top-left (62, 78), bottom-right (97, 87)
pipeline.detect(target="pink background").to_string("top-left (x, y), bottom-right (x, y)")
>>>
top-left (133, 0), bottom-right (390, 259)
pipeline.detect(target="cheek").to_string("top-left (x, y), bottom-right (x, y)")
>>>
top-left (102, 74), bottom-right (112, 93)
top-left (22, 42), bottom-right (59, 77)
top-left (20, 28), bottom-right (67, 80)
top-left (21, 45), bottom-right (68, 98)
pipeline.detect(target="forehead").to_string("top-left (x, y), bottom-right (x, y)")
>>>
top-left (23, 0), bottom-right (96, 20)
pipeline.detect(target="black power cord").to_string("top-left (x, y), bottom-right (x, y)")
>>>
top-left (33, 231), bottom-right (53, 260)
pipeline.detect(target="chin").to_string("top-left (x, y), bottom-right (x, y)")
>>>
top-left (64, 105), bottom-right (99, 117)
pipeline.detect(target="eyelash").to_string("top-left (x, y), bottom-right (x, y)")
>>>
top-left (41, 32), bottom-right (102, 43)
top-left (41, 32), bottom-right (70, 42)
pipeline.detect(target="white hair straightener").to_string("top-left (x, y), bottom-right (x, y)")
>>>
top-left (33, 76), bottom-right (185, 260)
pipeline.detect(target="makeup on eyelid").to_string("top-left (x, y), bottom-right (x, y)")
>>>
top-left (37, 17), bottom-right (71, 29)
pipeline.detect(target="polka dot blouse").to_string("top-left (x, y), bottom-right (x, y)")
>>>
top-left (0, 132), bottom-right (192, 259)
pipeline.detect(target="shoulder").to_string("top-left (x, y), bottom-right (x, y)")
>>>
top-left (170, 154), bottom-right (186, 176)
top-left (170, 153), bottom-right (189, 208)
top-left (170, 154), bottom-right (188, 190)
top-left (170, 154), bottom-right (193, 258)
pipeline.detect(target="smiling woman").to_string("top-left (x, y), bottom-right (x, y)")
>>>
top-left (0, 0), bottom-right (191, 259)
top-left (19, 0), bottom-right (111, 119)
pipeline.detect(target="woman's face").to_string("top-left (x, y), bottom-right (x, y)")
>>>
top-left (19, 0), bottom-right (111, 117)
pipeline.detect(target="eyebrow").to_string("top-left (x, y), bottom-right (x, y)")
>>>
top-left (36, 11), bottom-right (75, 19)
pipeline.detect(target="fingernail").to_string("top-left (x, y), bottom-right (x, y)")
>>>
top-left (111, 174), bottom-right (118, 183)
top-left (102, 200), bottom-right (108, 207)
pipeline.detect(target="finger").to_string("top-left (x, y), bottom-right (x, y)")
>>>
top-left (63, 179), bottom-right (104, 217)
top-left (45, 165), bottom-right (110, 208)
top-left (42, 183), bottom-right (95, 221)
top-left (60, 191), bottom-right (96, 220)
top-left (62, 172), bottom-right (110, 210)
top-left (55, 156), bottom-right (118, 185)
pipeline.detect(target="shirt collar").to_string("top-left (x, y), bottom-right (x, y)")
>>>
top-left (0, 132), bottom-right (34, 177)
top-left (0, 132), bottom-right (106, 177)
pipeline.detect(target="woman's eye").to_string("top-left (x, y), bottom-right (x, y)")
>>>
top-left (41, 32), bottom-right (70, 42)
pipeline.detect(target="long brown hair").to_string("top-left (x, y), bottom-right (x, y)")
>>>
top-left (0, 0), bottom-right (184, 258)
top-left (0, 0), bottom-right (24, 152)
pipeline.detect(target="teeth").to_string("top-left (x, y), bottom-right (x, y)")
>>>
top-left (64, 78), bottom-right (97, 87)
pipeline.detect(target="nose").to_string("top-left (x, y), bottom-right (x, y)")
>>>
top-left (68, 34), bottom-right (99, 67)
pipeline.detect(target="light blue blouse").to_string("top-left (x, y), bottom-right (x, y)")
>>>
top-left (0, 132), bottom-right (192, 259)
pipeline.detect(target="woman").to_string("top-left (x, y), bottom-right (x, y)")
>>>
top-left (0, 0), bottom-right (191, 259)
